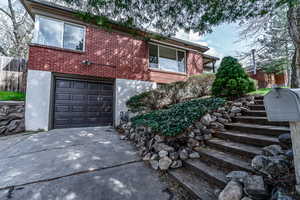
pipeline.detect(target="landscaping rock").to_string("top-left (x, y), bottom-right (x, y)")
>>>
top-left (218, 180), bottom-right (243, 200)
top-left (0, 102), bottom-right (25, 136)
top-left (150, 154), bottom-right (158, 160)
top-left (158, 150), bottom-right (168, 158)
top-left (158, 157), bottom-right (172, 170)
top-left (241, 197), bottom-right (253, 200)
top-left (169, 152), bottom-right (179, 160)
top-left (278, 133), bottom-right (292, 149)
top-left (251, 155), bottom-right (289, 178)
top-left (154, 135), bottom-right (165, 143)
top-left (179, 149), bottom-right (189, 160)
top-left (150, 160), bottom-right (159, 170)
top-left (226, 171), bottom-right (249, 183)
top-left (153, 143), bottom-right (174, 152)
top-left (201, 114), bottom-right (213, 126)
top-left (244, 175), bottom-right (269, 200)
top-left (262, 145), bottom-right (284, 156)
top-left (189, 152), bottom-right (200, 159)
top-left (187, 138), bottom-right (200, 147)
top-left (231, 106), bottom-right (241, 113)
top-left (170, 160), bottom-right (183, 169)
top-left (143, 153), bottom-right (152, 161)
top-left (271, 188), bottom-right (294, 200)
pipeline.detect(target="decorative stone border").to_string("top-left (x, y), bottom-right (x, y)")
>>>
top-left (0, 101), bottom-right (25, 136)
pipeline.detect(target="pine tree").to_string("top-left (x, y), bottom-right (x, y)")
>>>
top-left (212, 57), bottom-right (255, 99)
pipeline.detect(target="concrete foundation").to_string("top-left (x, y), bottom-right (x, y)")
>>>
top-left (25, 70), bottom-right (52, 131)
top-left (115, 78), bottom-right (157, 126)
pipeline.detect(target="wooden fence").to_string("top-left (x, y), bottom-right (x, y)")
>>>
top-left (0, 56), bottom-right (27, 92)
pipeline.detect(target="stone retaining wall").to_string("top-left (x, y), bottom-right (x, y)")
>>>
top-left (0, 101), bottom-right (25, 136)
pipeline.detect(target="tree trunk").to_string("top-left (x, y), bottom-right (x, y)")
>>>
top-left (291, 49), bottom-right (299, 88)
top-left (287, 6), bottom-right (300, 88)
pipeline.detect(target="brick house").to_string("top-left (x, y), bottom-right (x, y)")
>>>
top-left (246, 67), bottom-right (288, 88)
top-left (21, 0), bottom-right (218, 131)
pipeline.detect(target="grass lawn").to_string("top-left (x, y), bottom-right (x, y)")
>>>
top-left (0, 91), bottom-right (25, 101)
top-left (247, 88), bottom-right (272, 96)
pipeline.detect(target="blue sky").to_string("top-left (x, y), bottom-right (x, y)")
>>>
top-left (176, 23), bottom-right (252, 65)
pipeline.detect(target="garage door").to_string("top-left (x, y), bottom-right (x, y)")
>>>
top-left (53, 78), bottom-right (113, 129)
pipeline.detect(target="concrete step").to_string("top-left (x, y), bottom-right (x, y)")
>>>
top-left (225, 123), bottom-right (290, 137)
top-left (214, 130), bottom-right (279, 147)
top-left (232, 116), bottom-right (289, 127)
top-left (254, 96), bottom-right (264, 100)
top-left (254, 100), bottom-right (264, 105)
top-left (249, 105), bottom-right (265, 111)
top-left (196, 147), bottom-right (253, 173)
top-left (207, 138), bottom-right (262, 159)
top-left (169, 168), bottom-right (218, 200)
top-left (242, 110), bottom-right (267, 117)
top-left (185, 159), bottom-right (227, 188)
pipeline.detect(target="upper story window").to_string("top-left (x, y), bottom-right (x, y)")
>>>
top-left (149, 43), bottom-right (186, 73)
top-left (34, 15), bottom-right (85, 51)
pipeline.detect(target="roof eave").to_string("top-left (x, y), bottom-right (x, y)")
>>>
top-left (21, 0), bottom-right (210, 53)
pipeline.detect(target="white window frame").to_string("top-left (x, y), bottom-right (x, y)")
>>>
top-left (34, 15), bottom-right (86, 52)
top-left (149, 42), bottom-right (187, 74)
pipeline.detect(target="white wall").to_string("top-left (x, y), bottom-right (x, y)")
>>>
top-left (25, 70), bottom-right (52, 131)
top-left (115, 78), bottom-right (157, 126)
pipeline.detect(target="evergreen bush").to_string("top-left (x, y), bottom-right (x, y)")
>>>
top-left (212, 56), bottom-right (255, 98)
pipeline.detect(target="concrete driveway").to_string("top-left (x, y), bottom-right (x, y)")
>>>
top-left (0, 127), bottom-right (170, 200)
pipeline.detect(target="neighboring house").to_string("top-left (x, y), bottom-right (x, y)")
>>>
top-left (202, 54), bottom-right (219, 73)
top-left (21, 0), bottom-right (218, 131)
top-left (246, 66), bottom-right (288, 88)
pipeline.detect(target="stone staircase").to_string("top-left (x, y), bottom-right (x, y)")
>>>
top-left (168, 96), bottom-right (290, 200)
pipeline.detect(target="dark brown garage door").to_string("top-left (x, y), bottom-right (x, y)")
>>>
top-left (53, 78), bottom-right (113, 129)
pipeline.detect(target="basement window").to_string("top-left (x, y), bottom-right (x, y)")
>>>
top-left (149, 43), bottom-right (186, 73)
top-left (34, 15), bottom-right (85, 51)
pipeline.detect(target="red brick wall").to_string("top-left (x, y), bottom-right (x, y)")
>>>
top-left (28, 25), bottom-right (204, 83)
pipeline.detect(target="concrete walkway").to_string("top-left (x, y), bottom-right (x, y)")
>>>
top-left (0, 127), bottom-right (170, 200)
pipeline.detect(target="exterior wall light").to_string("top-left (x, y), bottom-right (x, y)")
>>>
top-left (81, 60), bottom-right (92, 65)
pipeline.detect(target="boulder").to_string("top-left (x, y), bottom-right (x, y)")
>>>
top-left (271, 188), bottom-right (294, 200)
top-left (231, 106), bottom-right (242, 113)
top-left (218, 180), bottom-right (243, 200)
top-left (150, 160), bottom-right (159, 170)
top-left (170, 160), bottom-right (183, 169)
top-left (233, 102), bottom-right (243, 107)
top-left (150, 154), bottom-right (158, 160)
top-left (188, 138), bottom-right (200, 147)
top-left (158, 157), bottom-right (172, 170)
top-left (179, 149), bottom-right (189, 160)
top-left (189, 152), bottom-right (200, 159)
top-left (154, 135), bottom-right (165, 143)
top-left (158, 150), bottom-right (168, 158)
top-left (153, 143), bottom-right (175, 152)
top-left (201, 114), bottom-right (213, 126)
top-left (142, 153), bottom-right (152, 161)
top-left (278, 134), bottom-right (292, 149)
top-left (262, 145), bottom-right (284, 156)
top-left (226, 171), bottom-right (249, 183)
top-left (251, 155), bottom-right (289, 178)
top-left (169, 152), bottom-right (179, 160)
top-left (244, 175), bottom-right (269, 200)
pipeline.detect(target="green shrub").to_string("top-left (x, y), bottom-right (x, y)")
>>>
top-left (212, 56), bottom-right (255, 99)
top-left (126, 73), bottom-right (216, 113)
top-left (131, 97), bottom-right (225, 137)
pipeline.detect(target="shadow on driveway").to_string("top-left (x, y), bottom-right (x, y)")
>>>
top-left (0, 127), bottom-right (170, 200)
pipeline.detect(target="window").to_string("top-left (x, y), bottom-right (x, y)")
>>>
top-left (34, 16), bottom-right (85, 51)
top-left (149, 43), bottom-right (186, 73)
